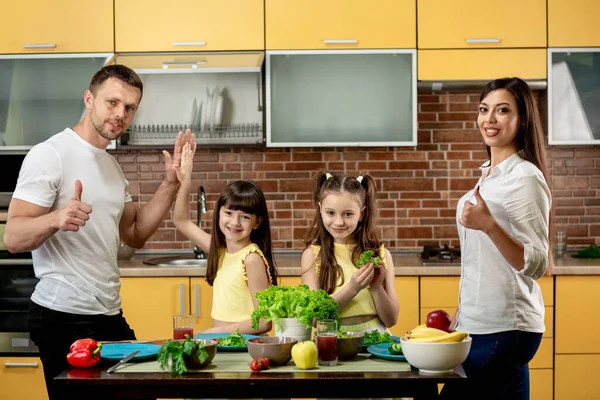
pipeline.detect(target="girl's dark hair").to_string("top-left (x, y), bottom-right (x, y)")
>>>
top-left (303, 171), bottom-right (380, 294)
top-left (479, 77), bottom-right (554, 272)
top-left (205, 181), bottom-right (278, 286)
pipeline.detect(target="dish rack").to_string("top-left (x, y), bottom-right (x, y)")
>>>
top-left (125, 123), bottom-right (263, 146)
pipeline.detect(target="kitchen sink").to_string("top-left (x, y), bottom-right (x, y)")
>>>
top-left (143, 256), bottom-right (207, 268)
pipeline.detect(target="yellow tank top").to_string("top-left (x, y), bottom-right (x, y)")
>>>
top-left (312, 243), bottom-right (387, 319)
top-left (211, 243), bottom-right (273, 322)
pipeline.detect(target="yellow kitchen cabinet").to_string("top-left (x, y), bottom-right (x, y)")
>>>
top-left (530, 337), bottom-right (553, 369)
top-left (555, 276), bottom-right (600, 354)
top-left (115, 0), bottom-right (264, 52)
top-left (420, 276), bottom-right (460, 308)
top-left (265, 0), bottom-right (416, 50)
top-left (549, 0), bottom-right (600, 47)
top-left (390, 277), bottom-right (419, 337)
top-left (418, 49), bottom-right (547, 81)
top-left (120, 277), bottom-right (190, 341)
top-left (0, 1), bottom-right (113, 53)
top-left (280, 276), bottom-right (302, 287)
top-left (555, 354), bottom-right (600, 400)
top-left (530, 369), bottom-right (553, 400)
top-left (0, 357), bottom-right (47, 400)
top-left (417, 0), bottom-right (546, 49)
top-left (189, 278), bottom-right (214, 332)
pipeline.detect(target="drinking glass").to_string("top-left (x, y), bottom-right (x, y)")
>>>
top-left (316, 319), bottom-right (338, 366)
top-left (173, 315), bottom-right (194, 340)
top-left (555, 230), bottom-right (568, 258)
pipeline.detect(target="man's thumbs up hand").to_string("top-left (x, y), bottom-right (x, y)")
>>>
top-left (459, 186), bottom-right (495, 233)
top-left (57, 180), bottom-right (93, 232)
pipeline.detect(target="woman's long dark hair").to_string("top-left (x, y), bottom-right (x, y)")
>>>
top-left (479, 77), bottom-right (554, 272)
top-left (205, 181), bottom-right (278, 286)
top-left (303, 171), bottom-right (380, 294)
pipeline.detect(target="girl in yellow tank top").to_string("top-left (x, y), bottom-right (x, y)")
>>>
top-left (301, 171), bottom-right (398, 333)
top-left (173, 143), bottom-right (278, 335)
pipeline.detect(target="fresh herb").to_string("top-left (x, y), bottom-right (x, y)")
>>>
top-left (337, 331), bottom-right (352, 338)
top-left (572, 244), bottom-right (600, 259)
top-left (157, 334), bottom-right (209, 376)
top-left (216, 329), bottom-right (246, 347)
top-left (250, 285), bottom-right (339, 330)
top-left (357, 250), bottom-right (381, 267)
top-left (363, 330), bottom-right (395, 345)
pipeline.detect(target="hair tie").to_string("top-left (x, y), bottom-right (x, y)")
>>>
top-left (356, 175), bottom-right (363, 183)
top-left (325, 173), bottom-right (333, 180)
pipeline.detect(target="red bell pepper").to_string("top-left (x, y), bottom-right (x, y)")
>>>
top-left (66, 338), bottom-right (102, 368)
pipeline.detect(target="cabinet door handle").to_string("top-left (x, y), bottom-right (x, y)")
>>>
top-left (323, 40), bottom-right (358, 45)
top-left (162, 61), bottom-right (206, 69)
top-left (194, 283), bottom-right (200, 318)
top-left (179, 283), bottom-right (185, 315)
top-left (171, 41), bottom-right (206, 47)
top-left (4, 362), bottom-right (39, 368)
top-left (465, 38), bottom-right (501, 44)
top-left (23, 43), bottom-right (57, 49)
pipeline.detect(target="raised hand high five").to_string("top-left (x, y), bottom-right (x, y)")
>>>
top-left (163, 129), bottom-right (196, 184)
top-left (459, 185), bottom-right (495, 233)
top-left (57, 180), bottom-right (93, 232)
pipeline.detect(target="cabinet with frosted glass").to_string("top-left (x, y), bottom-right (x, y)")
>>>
top-left (548, 48), bottom-right (600, 145)
top-left (266, 50), bottom-right (416, 147)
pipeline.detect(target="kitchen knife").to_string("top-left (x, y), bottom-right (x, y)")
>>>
top-left (106, 350), bottom-right (140, 374)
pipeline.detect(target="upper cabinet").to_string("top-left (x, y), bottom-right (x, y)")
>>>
top-left (265, 0), bottom-right (416, 50)
top-left (417, 0), bottom-right (546, 49)
top-left (115, 0), bottom-right (264, 52)
top-left (0, 1), bottom-right (113, 54)
top-left (548, 0), bottom-right (600, 47)
top-left (266, 50), bottom-right (416, 147)
top-left (548, 49), bottom-right (600, 145)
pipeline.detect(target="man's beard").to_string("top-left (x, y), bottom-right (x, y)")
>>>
top-left (91, 114), bottom-right (125, 141)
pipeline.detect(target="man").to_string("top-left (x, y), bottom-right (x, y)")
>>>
top-left (4, 64), bottom-right (194, 399)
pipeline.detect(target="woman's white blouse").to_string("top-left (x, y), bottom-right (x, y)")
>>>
top-left (455, 153), bottom-right (551, 334)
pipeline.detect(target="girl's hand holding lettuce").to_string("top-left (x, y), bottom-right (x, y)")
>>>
top-left (250, 285), bottom-right (339, 330)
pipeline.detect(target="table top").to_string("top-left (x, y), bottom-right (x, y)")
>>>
top-left (54, 352), bottom-right (466, 400)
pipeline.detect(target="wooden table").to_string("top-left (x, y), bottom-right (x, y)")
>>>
top-left (54, 352), bottom-right (467, 399)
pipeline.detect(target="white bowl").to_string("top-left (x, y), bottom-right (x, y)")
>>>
top-left (400, 336), bottom-right (472, 374)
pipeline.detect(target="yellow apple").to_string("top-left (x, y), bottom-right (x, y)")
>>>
top-left (291, 340), bottom-right (318, 370)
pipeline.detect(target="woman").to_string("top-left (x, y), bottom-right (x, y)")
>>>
top-left (439, 77), bottom-right (552, 400)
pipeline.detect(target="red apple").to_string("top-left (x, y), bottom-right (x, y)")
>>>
top-left (426, 309), bottom-right (452, 333)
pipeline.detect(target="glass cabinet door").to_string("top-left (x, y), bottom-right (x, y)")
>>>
top-left (266, 50), bottom-right (416, 147)
top-left (548, 48), bottom-right (600, 145)
top-left (0, 54), bottom-right (113, 151)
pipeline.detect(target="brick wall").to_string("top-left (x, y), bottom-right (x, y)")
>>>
top-left (114, 90), bottom-right (600, 251)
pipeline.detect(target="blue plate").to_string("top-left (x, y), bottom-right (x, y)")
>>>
top-left (367, 343), bottom-right (406, 361)
top-left (100, 343), bottom-right (162, 361)
top-left (194, 333), bottom-right (259, 352)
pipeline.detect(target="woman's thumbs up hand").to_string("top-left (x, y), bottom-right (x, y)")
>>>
top-left (459, 186), bottom-right (495, 233)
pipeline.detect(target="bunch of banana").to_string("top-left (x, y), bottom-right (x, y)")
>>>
top-left (404, 325), bottom-right (469, 343)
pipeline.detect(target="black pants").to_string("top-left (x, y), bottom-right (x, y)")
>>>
top-left (28, 300), bottom-right (137, 400)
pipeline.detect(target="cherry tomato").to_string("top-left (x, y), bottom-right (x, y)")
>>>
top-left (250, 359), bottom-right (262, 371)
top-left (257, 357), bottom-right (269, 369)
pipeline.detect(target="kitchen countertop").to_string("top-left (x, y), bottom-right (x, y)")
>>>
top-left (118, 251), bottom-right (600, 277)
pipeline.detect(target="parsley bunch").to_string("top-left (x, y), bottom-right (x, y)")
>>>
top-left (157, 334), bottom-right (209, 375)
top-left (250, 285), bottom-right (339, 330)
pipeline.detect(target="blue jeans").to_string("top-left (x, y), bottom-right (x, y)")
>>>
top-left (439, 330), bottom-right (542, 400)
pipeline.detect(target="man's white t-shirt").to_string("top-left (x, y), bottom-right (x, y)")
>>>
top-left (13, 128), bottom-right (132, 315)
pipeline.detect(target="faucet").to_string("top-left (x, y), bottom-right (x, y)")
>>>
top-left (194, 186), bottom-right (207, 259)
